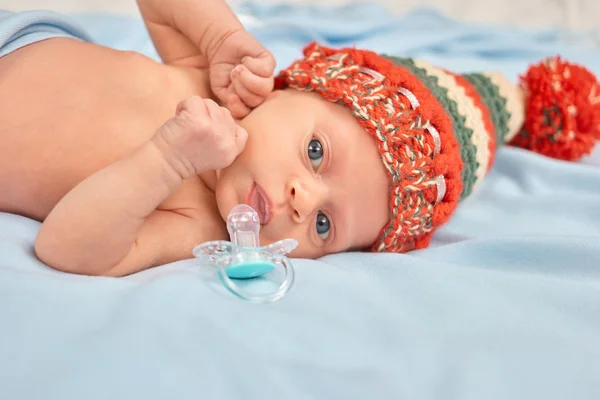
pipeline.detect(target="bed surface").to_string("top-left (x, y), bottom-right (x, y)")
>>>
top-left (1, 3), bottom-right (599, 399)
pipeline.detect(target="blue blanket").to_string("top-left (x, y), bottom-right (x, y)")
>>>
top-left (1, 2), bottom-right (599, 399)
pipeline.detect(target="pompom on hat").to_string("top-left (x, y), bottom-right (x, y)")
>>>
top-left (274, 42), bottom-right (600, 253)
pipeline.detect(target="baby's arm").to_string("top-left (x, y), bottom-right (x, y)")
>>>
top-left (137, 0), bottom-right (276, 119)
top-left (137, 0), bottom-right (242, 68)
top-left (35, 97), bottom-right (247, 277)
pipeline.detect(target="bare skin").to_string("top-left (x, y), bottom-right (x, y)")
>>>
top-left (0, 38), bottom-right (211, 221)
top-left (0, 38), bottom-right (230, 275)
top-left (0, 0), bottom-right (390, 277)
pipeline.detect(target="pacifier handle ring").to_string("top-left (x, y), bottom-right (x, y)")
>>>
top-left (217, 256), bottom-right (295, 303)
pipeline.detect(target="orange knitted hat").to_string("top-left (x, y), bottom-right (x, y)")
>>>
top-left (274, 42), bottom-right (600, 253)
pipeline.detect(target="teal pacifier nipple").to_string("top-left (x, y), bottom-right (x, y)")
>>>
top-left (193, 205), bottom-right (297, 302)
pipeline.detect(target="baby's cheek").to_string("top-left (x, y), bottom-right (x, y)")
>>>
top-left (288, 242), bottom-right (326, 259)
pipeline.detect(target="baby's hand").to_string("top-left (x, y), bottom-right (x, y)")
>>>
top-left (208, 30), bottom-right (276, 119)
top-left (152, 96), bottom-right (248, 180)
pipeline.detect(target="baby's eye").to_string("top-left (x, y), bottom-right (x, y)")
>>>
top-left (307, 139), bottom-right (324, 169)
top-left (316, 212), bottom-right (331, 240)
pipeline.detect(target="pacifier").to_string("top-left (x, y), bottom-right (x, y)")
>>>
top-left (193, 204), bottom-right (297, 303)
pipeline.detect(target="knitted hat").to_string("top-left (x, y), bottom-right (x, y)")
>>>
top-left (274, 42), bottom-right (600, 253)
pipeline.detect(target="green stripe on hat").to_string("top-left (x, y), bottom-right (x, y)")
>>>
top-left (385, 56), bottom-right (478, 200)
top-left (463, 73), bottom-right (511, 144)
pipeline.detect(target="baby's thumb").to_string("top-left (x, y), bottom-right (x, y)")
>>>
top-left (235, 126), bottom-right (248, 154)
top-left (242, 52), bottom-right (276, 78)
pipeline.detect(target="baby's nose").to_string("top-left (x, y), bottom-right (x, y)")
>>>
top-left (287, 178), bottom-right (328, 223)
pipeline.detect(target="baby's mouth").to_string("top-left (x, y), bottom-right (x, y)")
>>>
top-left (245, 182), bottom-right (272, 225)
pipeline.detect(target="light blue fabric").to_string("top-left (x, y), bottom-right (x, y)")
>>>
top-left (0, 10), bottom-right (92, 57)
top-left (1, 2), bottom-right (600, 399)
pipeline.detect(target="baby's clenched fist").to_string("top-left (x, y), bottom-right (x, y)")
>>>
top-left (152, 96), bottom-right (248, 180)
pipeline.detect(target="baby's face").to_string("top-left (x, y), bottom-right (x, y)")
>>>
top-left (215, 89), bottom-right (390, 258)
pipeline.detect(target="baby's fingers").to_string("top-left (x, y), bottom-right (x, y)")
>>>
top-left (227, 93), bottom-right (251, 119)
top-left (235, 125), bottom-right (248, 154)
top-left (232, 77), bottom-right (265, 109)
top-left (241, 53), bottom-right (276, 78)
top-left (232, 64), bottom-right (274, 99)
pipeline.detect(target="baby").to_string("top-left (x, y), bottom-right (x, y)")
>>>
top-left (0, 1), bottom-right (598, 277)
